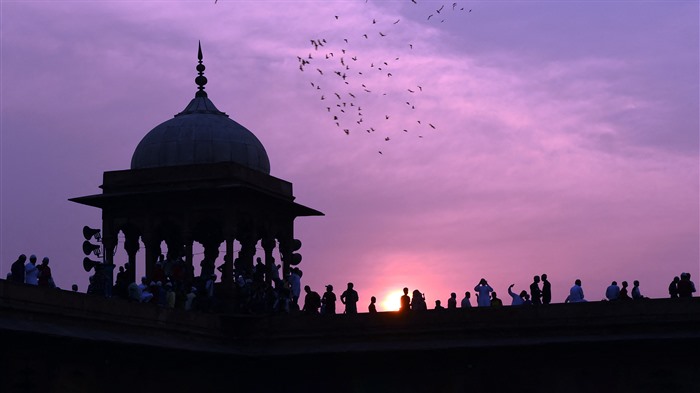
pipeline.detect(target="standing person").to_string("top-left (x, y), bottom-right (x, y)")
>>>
top-left (24, 255), bottom-right (39, 286)
top-left (302, 285), bottom-right (321, 314)
top-left (447, 292), bottom-right (457, 309)
top-left (321, 285), bottom-right (336, 315)
top-left (340, 282), bottom-right (359, 314)
top-left (631, 280), bottom-right (645, 300)
top-left (474, 279), bottom-right (493, 307)
top-left (114, 266), bottom-right (129, 299)
top-left (289, 268), bottom-right (302, 306)
top-left (400, 287), bottom-right (411, 312)
top-left (461, 291), bottom-right (472, 308)
top-left (434, 300), bottom-right (445, 310)
top-left (10, 254), bottom-right (27, 284)
top-left (669, 276), bottom-right (680, 298)
top-left (508, 284), bottom-right (524, 306)
top-left (541, 274), bottom-right (551, 305)
top-left (606, 281), bottom-right (620, 301)
top-left (37, 257), bottom-right (53, 287)
top-left (368, 296), bottom-right (377, 313)
top-left (530, 276), bottom-right (542, 306)
top-left (565, 279), bottom-right (587, 303)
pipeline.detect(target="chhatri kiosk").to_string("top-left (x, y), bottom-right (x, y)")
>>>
top-left (70, 44), bottom-right (322, 292)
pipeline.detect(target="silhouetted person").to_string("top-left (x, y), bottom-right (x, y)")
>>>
top-left (185, 287), bottom-right (197, 311)
top-left (461, 291), bottom-right (472, 308)
top-left (530, 275), bottom-right (541, 306)
top-left (253, 257), bottom-right (266, 284)
top-left (508, 284), bottom-right (524, 306)
top-left (321, 285), bottom-right (336, 314)
top-left (340, 282), bottom-right (359, 314)
top-left (565, 279), bottom-right (586, 303)
top-left (474, 279), bottom-right (493, 307)
top-left (289, 268), bottom-right (302, 305)
top-left (165, 282), bottom-right (176, 308)
top-left (71, 284), bottom-right (78, 292)
top-left (678, 273), bottom-right (696, 298)
top-left (541, 273), bottom-right (551, 304)
top-left (138, 277), bottom-right (154, 303)
top-left (368, 296), bottom-right (377, 313)
top-left (632, 280), bottom-right (645, 299)
top-left (606, 281), bottom-right (620, 301)
top-left (24, 255), bottom-right (39, 286)
top-left (400, 287), bottom-right (411, 312)
top-left (522, 292), bottom-right (532, 305)
top-left (10, 254), bottom-right (27, 284)
top-left (411, 289), bottom-right (427, 310)
top-left (302, 285), bottom-right (321, 314)
top-left (434, 300), bottom-right (445, 310)
top-left (37, 257), bottom-right (53, 287)
top-left (619, 281), bottom-right (631, 300)
top-left (490, 292), bottom-right (503, 307)
top-left (114, 265), bottom-right (128, 298)
top-left (669, 276), bottom-right (680, 298)
top-left (447, 292), bottom-right (457, 309)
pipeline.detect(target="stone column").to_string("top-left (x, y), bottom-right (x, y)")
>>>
top-left (222, 237), bottom-right (234, 284)
top-left (123, 230), bottom-right (140, 285)
top-left (142, 232), bottom-right (161, 281)
top-left (261, 236), bottom-right (276, 286)
top-left (238, 234), bottom-right (257, 277)
top-left (101, 228), bottom-right (118, 298)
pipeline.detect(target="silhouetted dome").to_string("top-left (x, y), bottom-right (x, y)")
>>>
top-left (130, 96), bottom-right (270, 174)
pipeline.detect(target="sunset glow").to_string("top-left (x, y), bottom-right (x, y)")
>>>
top-left (0, 1), bottom-right (697, 304)
top-left (380, 289), bottom-right (404, 312)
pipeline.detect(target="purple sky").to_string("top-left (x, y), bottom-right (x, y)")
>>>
top-left (1, 0), bottom-right (698, 310)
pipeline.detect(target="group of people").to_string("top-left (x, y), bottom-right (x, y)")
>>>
top-left (6, 251), bottom-right (698, 316)
top-left (104, 254), bottom-right (308, 314)
top-left (301, 282), bottom-right (360, 315)
top-left (8, 254), bottom-right (54, 288)
top-left (299, 272), bottom-right (697, 315)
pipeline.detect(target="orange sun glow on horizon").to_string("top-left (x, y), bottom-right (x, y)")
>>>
top-left (380, 289), bottom-right (405, 312)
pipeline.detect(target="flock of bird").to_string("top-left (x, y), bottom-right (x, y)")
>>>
top-left (296, 0), bottom-right (472, 154)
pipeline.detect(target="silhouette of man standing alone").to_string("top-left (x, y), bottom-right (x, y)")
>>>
top-left (340, 282), bottom-right (359, 314)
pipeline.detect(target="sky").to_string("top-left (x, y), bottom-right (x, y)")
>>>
top-left (1, 0), bottom-right (698, 311)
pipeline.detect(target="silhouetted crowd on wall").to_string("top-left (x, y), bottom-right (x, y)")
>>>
top-left (8, 254), bottom-right (55, 289)
top-left (105, 254), bottom-right (308, 314)
top-left (300, 272), bottom-right (697, 315)
top-left (4, 253), bottom-right (699, 315)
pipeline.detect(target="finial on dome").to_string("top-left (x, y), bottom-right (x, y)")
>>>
top-left (195, 41), bottom-right (208, 98)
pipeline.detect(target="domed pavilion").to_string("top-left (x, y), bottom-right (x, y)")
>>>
top-left (70, 43), bottom-right (323, 292)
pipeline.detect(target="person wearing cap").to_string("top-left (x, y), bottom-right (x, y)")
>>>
top-left (24, 255), bottom-right (39, 285)
top-left (321, 285), bottom-right (336, 315)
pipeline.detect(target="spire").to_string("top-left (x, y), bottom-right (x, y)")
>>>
top-left (195, 41), bottom-right (208, 98)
